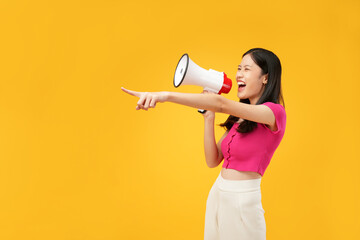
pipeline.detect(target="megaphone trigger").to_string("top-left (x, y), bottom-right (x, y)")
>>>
top-left (198, 109), bottom-right (207, 114)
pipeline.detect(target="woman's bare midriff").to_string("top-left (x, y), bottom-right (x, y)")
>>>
top-left (221, 168), bottom-right (262, 180)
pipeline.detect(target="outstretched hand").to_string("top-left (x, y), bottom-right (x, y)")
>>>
top-left (121, 87), bottom-right (168, 111)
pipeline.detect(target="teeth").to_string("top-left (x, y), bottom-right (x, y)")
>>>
top-left (238, 82), bottom-right (246, 86)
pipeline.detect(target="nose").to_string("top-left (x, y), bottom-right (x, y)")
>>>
top-left (236, 69), bottom-right (244, 78)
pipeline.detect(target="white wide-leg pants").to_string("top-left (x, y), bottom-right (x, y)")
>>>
top-left (204, 172), bottom-right (266, 240)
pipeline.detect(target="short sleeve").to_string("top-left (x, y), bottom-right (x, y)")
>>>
top-left (261, 102), bottom-right (286, 134)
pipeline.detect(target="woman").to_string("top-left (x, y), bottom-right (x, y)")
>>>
top-left (122, 48), bottom-right (286, 240)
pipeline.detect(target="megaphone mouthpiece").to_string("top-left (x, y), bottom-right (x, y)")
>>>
top-left (218, 73), bottom-right (232, 94)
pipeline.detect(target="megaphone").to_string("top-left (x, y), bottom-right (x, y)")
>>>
top-left (173, 53), bottom-right (232, 114)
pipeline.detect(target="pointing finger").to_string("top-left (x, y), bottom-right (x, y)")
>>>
top-left (121, 87), bottom-right (140, 97)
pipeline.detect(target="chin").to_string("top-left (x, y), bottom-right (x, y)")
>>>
top-left (237, 93), bottom-right (246, 99)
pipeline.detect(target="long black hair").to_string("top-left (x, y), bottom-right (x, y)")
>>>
top-left (219, 48), bottom-right (285, 133)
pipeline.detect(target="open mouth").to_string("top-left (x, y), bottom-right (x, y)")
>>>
top-left (238, 82), bottom-right (246, 89)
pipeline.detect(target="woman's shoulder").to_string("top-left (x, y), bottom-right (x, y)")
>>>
top-left (261, 102), bottom-right (286, 115)
top-left (261, 101), bottom-right (285, 108)
top-left (260, 101), bottom-right (286, 133)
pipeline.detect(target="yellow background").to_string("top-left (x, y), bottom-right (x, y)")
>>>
top-left (0, 0), bottom-right (359, 239)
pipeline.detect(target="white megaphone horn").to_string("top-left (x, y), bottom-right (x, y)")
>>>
top-left (173, 53), bottom-right (232, 114)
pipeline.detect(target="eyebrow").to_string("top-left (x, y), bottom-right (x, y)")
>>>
top-left (238, 65), bottom-right (252, 68)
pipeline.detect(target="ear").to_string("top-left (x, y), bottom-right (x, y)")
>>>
top-left (263, 74), bottom-right (269, 84)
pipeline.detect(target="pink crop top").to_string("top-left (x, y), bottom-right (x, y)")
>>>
top-left (221, 102), bottom-right (286, 176)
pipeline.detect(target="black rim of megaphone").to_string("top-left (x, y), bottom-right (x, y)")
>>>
top-left (173, 53), bottom-right (189, 88)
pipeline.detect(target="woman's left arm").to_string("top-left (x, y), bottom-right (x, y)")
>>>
top-left (121, 87), bottom-right (274, 126)
top-left (121, 87), bottom-right (222, 112)
top-left (220, 97), bottom-right (275, 126)
top-left (168, 92), bottom-right (275, 127)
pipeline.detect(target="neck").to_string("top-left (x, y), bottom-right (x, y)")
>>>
top-left (249, 96), bottom-right (259, 105)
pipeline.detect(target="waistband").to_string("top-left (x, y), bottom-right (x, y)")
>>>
top-left (215, 172), bottom-right (261, 193)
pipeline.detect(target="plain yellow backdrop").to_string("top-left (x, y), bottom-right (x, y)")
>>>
top-left (0, 0), bottom-right (359, 239)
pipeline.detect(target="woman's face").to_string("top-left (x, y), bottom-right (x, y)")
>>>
top-left (236, 54), bottom-right (268, 104)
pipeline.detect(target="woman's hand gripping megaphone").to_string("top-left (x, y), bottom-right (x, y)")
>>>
top-left (197, 88), bottom-right (220, 114)
top-left (200, 90), bottom-right (216, 119)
